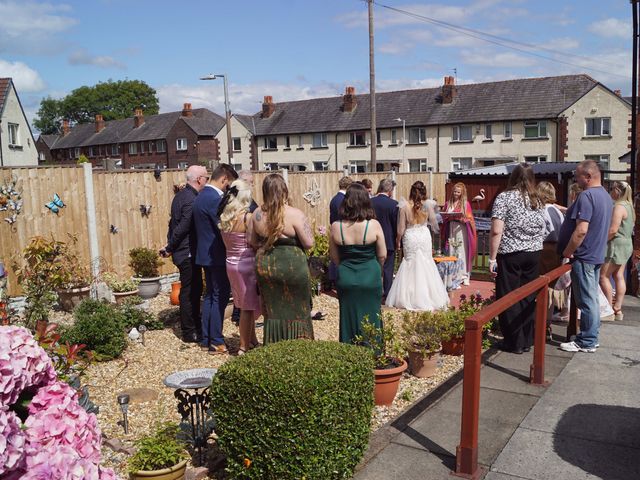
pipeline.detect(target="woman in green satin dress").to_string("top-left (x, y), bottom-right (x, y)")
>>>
top-left (329, 183), bottom-right (387, 344)
top-left (600, 180), bottom-right (635, 321)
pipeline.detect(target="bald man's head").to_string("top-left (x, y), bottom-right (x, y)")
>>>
top-left (186, 165), bottom-right (208, 191)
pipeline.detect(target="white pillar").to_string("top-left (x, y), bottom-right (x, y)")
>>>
top-left (281, 167), bottom-right (289, 185)
top-left (83, 163), bottom-right (100, 288)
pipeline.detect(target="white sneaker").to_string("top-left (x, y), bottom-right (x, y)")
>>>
top-left (463, 277), bottom-right (470, 286)
top-left (560, 341), bottom-right (596, 353)
top-left (568, 335), bottom-right (600, 349)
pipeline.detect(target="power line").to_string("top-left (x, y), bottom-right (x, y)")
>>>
top-left (367, 0), bottom-right (630, 80)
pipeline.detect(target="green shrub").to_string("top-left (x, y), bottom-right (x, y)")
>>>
top-left (128, 247), bottom-right (164, 278)
top-left (127, 423), bottom-right (188, 473)
top-left (62, 299), bottom-right (127, 360)
top-left (117, 297), bottom-right (163, 331)
top-left (210, 340), bottom-right (374, 480)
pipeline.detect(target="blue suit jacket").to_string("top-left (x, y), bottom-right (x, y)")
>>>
top-left (192, 186), bottom-right (226, 267)
top-left (371, 194), bottom-right (398, 252)
top-left (329, 192), bottom-right (345, 225)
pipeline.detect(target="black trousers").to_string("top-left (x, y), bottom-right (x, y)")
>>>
top-left (495, 250), bottom-right (540, 351)
top-left (382, 250), bottom-right (395, 299)
top-left (175, 257), bottom-right (203, 338)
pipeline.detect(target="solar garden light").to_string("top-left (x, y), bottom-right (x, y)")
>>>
top-left (138, 324), bottom-right (147, 346)
top-left (117, 394), bottom-right (130, 434)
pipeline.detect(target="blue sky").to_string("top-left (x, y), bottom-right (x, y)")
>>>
top-left (0, 0), bottom-right (632, 126)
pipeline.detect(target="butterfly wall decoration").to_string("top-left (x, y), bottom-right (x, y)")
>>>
top-left (4, 213), bottom-right (17, 225)
top-left (303, 179), bottom-right (321, 207)
top-left (0, 175), bottom-right (23, 226)
top-left (139, 204), bottom-right (152, 217)
top-left (45, 193), bottom-right (65, 214)
top-left (110, 224), bottom-right (119, 234)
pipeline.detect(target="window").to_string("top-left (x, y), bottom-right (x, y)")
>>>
top-left (149, 141), bottom-right (154, 152)
top-left (265, 162), bottom-right (279, 171)
top-left (285, 136), bottom-right (291, 148)
top-left (233, 163), bottom-right (242, 171)
top-left (8, 123), bottom-right (19, 145)
top-left (452, 125), bottom-right (472, 142)
top-left (74, 147), bottom-right (81, 158)
top-left (349, 131), bottom-right (367, 146)
top-left (585, 154), bottom-right (610, 179)
top-left (176, 138), bottom-right (187, 151)
top-left (128, 143), bottom-right (137, 155)
top-left (38, 151), bottom-right (45, 162)
top-left (409, 159), bottom-right (428, 172)
top-left (263, 136), bottom-right (277, 149)
top-left (88, 146), bottom-right (95, 157)
top-left (524, 155), bottom-right (547, 163)
top-left (156, 140), bottom-right (166, 153)
top-left (232, 137), bottom-right (241, 152)
top-left (349, 160), bottom-right (367, 173)
top-left (297, 135), bottom-right (304, 148)
top-left (313, 161), bottom-right (329, 171)
top-left (312, 133), bottom-right (327, 148)
top-left (585, 117), bottom-right (611, 137)
top-left (390, 129), bottom-right (398, 145)
top-left (409, 127), bottom-right (427, 144)
top-left (484, 124), bottom-right (492, 140)
top-left (111, 144), bottom-right (118, 155)
top-left (376, 130), bottom-right (382, 146)
top-left (451, 157), bottom-right (472, 171)
top-left (524, 121), bottom-right (547, 138)
top-left (177, 161), bottom-right (189, 169)
top-left (503, 122), bottom-right (512, 139)
top-left (139, 142), bottom-right (145, 154)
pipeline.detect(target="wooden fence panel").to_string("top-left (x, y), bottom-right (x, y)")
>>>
top-left (396, 172), bottom-right (448, 205)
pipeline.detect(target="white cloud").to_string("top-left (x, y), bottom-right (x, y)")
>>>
top-left (336, 3), bottom-right (474, 29)
top-left (0, 1), bottom-right (77, 54)
top-left (588, 18), bottom-right (631, 39)
top-left (0, 59), bottom-right (46, 92)
top-left (538, 37), bottom-right (580, 51)
top-left (68, 49), bottom-right (126, 69)
top-left (461, 51), bottom-right (537, 68)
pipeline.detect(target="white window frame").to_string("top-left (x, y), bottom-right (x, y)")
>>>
top-left (263, 136), bottom-right (277, 150)
top-left (232, 137), bottom-right (242, 152)
top-left (157, 139), bottom-right (166, 153)
top-left (349, 160), bottom-right (367, 173)
top-left (284, 136), bottom-right (291, 149)
top-left (524, 155), bottom-right (547, 163)
top-left (451, 157), bottom-right (472, 171)
top-left (452, 125), bottom-right (472, 142)
top-left (409, 159), bottom-right (428, 172)
top-left (74, 147), bottom-right (81, 158)
top-left (128, 143), bottom-right (137, 155)
top-left (111, 144), bottom-right (119, 155)
top-left (503, 121), bottom-right (512, 139)
top-left (349, 131), bottom-right (367, 147)
top-left (176, 138), bottom-right (187, 151)
top-left (524, 120), bottom-right (547, 139)
top-left (312, 133), bottom-right (327, 148)
top-left (297, 135), bottom-right (304, 148)
top-left (177, 161), bottom-right (189, 169)
top-left (38, 151), bottom-right (45, 161)
top-left (390, 129), bottom-right (398, 145)
top-left (7, 123), bottom-right (19, 146)
top-left (139, 142), bottom-right (145, 154)
top-left (149, 141), bottom-right (154, 152)
top-left (264, 162), bottom-right (279, 171)
top-left (88, 146), bottom-right (95, 157)
top-left (313, 161), bottom-right (329, 171)
top-left (376, 130), bottom-right (382, 146)
top-left (484, 124), bottom-right (492, 140)
top-left (585, 117), bottom-right (611, 137)
top-left (409, 127), bottom-right (427, 144)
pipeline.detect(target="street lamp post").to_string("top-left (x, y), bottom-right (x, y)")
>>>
top-left (396, 118), bottom-right (406, 172)
top-left (200, 74), bottom-right (233, 165)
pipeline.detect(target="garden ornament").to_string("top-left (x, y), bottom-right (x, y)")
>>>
top-left (45, 193), bottom-right (65, 214)
top-left (138, 324), bottom-right (148, 346)
top-left (303, 178), bottom-right (321, 207)
top-left (139, 204), bottom-right (152, 217)
top-left (117, 394), bottom-right (130, 434)
top-left (128, 327), bottom-right (140, 341)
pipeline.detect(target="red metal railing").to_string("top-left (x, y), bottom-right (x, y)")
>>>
top-left (453, 263), bottom-right (572, 479)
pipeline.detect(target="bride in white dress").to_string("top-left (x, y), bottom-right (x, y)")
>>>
top-left (386, 181), bottom-right (449, 311)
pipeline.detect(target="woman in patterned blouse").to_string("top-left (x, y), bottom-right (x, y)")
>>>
top-left (489, 163), bottom-right (547, 354)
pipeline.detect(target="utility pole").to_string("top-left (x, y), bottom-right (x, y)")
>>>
top-left (632, 1), bottom-right (639, 250)
top-left (368, 0), bottom-right (376, 172)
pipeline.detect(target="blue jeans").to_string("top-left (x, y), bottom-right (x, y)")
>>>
top-left (201, 265), bottom-right (231, 347)
top-left (571, 260), bottom-right (600, 348)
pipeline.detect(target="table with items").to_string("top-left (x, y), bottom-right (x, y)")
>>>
top-left (434, 255), bottom-right (465, 291)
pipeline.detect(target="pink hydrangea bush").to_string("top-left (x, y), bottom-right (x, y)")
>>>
top-left (0, 326), bottom-right (118, 479)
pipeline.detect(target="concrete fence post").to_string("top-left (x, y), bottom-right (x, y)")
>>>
top-left (83, 163), bottom-right (100, 296)
top-left (281, 168), bottom-right (288, 185)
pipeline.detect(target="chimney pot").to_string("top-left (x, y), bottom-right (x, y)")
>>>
top-left (181, 103), bottom-right (193, 117)
top-left (95, 114), bottom-right (106, 133)
top-left (62, 119), bottom-right (70, 137)
top-left (134, 108), bottom-right (145, 127)
top-left (343, 86), bottom-right (357, 113)
top-left (262, 96), bottom-right (275, 118)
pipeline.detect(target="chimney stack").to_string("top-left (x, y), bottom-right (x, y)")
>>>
top-left (262, 96), bottom-right (275, 118)
top-left (95, 114), bottom-right (105, 133)
top-left (614, 89), bottom-right (622, 97)
top-left (442, 76), bottom-right (457, 104)
top-left (62, 119), bottom-right (70, 137)
top-left (134, 108), bottom-right (145, 127)
top-left (342, 86), bottom-right (357, 112)
top-left (181, 103), bottom-right (193, 117)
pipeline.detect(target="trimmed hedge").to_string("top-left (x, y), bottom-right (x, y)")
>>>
top-left (210, 340), bottom-right (374, 480)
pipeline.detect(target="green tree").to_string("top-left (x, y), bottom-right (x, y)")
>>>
top-left (34, 80), bottom-right (159, 131)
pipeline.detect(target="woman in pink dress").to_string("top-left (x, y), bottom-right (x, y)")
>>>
top-left (218, 179), bottom-right (260, 354)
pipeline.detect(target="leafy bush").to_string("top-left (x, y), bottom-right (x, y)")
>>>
top-left (128, 247), bottom-right (164, 278)
top-left (354, 313), bottom-right (403, 369)
top-left (127, 423), bottom-right (187, 473)
top-left (400, 310), bottom-right (447, 357)
top-left (103, 272), bottom-right (139, 292)
top-left (117, 297), bottom-right (163, 331)
top-left (62, 300), bottom-right (126, 360)
top-left (210, 340), bottom-right (374, 480)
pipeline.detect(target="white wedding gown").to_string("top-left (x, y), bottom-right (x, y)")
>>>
top-left (385, 223), bottom-right (449, 311)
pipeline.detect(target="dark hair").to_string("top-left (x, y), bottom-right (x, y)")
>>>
top-left (361, 178), bottom-right (373, 190)
top-left (212, 164), bottom-right (239, 182)
top-left (507, 163), bottom-right (541, 209)
top-left (339, 183), bottom-right (375, 222)
top-left (409, 181), bottom-right (427, 224)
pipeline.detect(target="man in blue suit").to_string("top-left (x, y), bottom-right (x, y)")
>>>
top-left (371, 178), bottom-right (398, 300)
top-left (192, 164), bottom-right (238, 354)
top-left (328, 176), bottom-right (353, 287)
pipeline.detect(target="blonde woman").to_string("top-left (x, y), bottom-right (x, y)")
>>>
top-left (218, 179), bottom-right (260, 354)
top-left (599, 181), bottom-right (635, 320)
top-left (250, 174), bottom-right (315, 344)
top-left (441, 182), bottom-right (477, 285)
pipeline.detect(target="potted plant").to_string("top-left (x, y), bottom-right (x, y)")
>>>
top-left (103, 272), bottom-right (139, 304)
top-left (442, 293), bottom-right (494, 356)
top-left (55, 235), bottom-right (92, 312)
top-left (128, 247), bottom-right (164, 299)
top-left (400, 310), bottom-right (446, 378)
top-left (355, 314), bottom-right (406, 406)
top-left (128, 423), bottom-right (189, 480)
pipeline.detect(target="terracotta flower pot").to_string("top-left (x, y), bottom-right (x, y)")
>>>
top-left (170, 281), bottom-right (181, 305)
top-left (113, 289), bottom-right (139, 305)
top-left (407, 350), bottom-right (440, 378)
top-left (442, 336), bottom-right (465, 356)
top-left (374, 359), bottom-right (407, 406)
top-left (57, 286), bottom-right (91, 312)
top-left (130, 459), bottom-right (188, 480)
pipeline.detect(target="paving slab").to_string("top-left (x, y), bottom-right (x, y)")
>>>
top-left (484, 472), bottom-right (529, 480)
